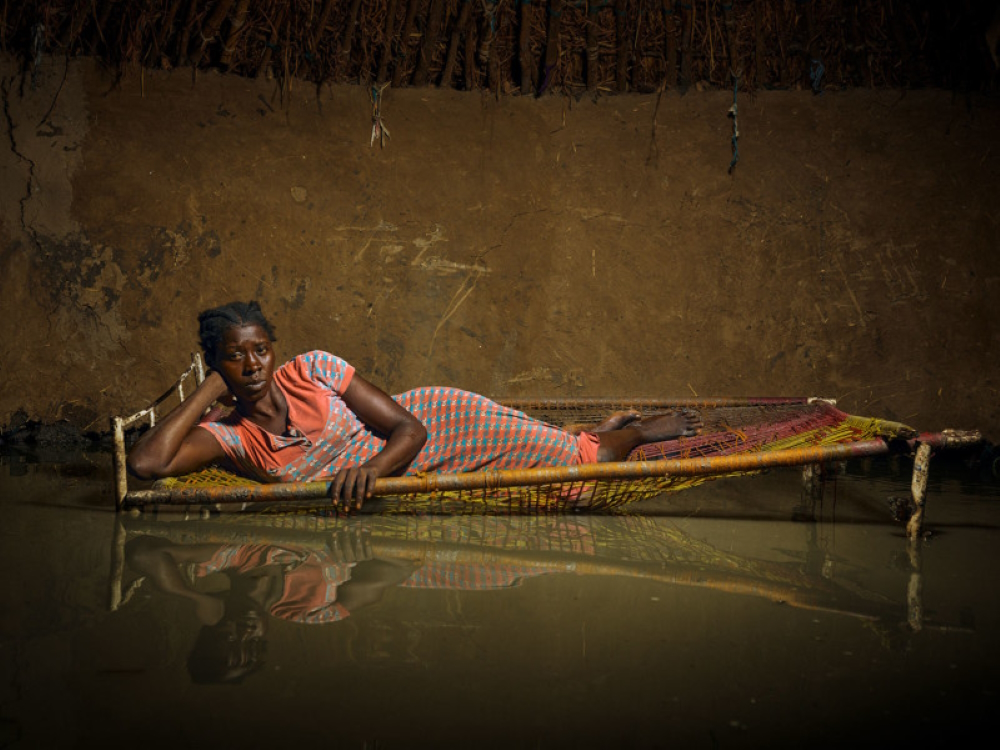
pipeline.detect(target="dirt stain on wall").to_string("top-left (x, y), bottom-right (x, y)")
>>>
top-left (1, 58), bottom-right (998, 439)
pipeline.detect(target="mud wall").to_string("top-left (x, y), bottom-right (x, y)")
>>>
top-left (2, 57), bottom-right (998, 439)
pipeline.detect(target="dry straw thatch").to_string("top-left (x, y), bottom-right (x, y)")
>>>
top-left (3, 1), bottom-right (998, 94)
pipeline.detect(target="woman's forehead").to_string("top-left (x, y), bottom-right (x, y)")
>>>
top-left (220, 324), bottom-right (271, 346)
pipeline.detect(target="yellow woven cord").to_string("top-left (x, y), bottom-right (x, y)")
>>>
top-left (156, 465), bottom-right (261, 489)
top-left (151, 411), bottom-right (908, 512)
top-left (721, 414), bottom-right (900, 454)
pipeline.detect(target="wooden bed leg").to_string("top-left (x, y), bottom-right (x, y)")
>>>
top-left (112, 416), bottom-right (128, 512)
top-left (801, 463), bottom-right (823, 499)
top-left (906, 442), bottom-right (932, 541)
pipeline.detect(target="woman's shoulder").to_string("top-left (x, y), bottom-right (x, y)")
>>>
top-left (196, 415), bottom-right (243, 449)
top-left (281, 350), bottom-right (350, 372)
top-left (291, 350), bottom-right (345, 364)
top-left (278, 351), bottom-right (355, 389)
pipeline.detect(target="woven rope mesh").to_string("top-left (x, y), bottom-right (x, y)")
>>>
top-left (120, 515), bottom-right (896, 617)
top-left (150, 400), bottom-right (910, 512)
top-left (123, 515), bottom-right (810, 582)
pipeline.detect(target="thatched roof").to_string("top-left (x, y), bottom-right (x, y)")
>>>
top-left (4, 1), bottom-right (999, 94)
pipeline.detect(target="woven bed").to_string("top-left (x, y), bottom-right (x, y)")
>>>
top-left (111, 355), bottom-right (979, 514)
top-left (127, 399), bottom-right (918, 512)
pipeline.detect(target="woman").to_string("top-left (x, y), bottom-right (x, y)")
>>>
top-left (127, 301), bottom-right (702, 509)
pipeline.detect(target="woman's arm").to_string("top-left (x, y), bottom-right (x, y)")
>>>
top-left (126, 371), bottom-right (230, 480)
top-left (126, 536), bottom-right (226, 625)
top-left (330, 374), bottom-right (428, 510)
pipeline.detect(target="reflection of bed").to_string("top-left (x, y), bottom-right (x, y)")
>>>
top-left (108, 514), bottom-right (959, 637)
top-left (111, 354), bottom-right (981, 530)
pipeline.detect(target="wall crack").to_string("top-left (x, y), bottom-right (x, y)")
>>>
top-left (1, 75), bottom-right (42, 253)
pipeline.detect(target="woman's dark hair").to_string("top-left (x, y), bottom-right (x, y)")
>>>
top-left (197, 301), bottom-right (276, 367)
top-left (187, 618), bottom-right (267, 685)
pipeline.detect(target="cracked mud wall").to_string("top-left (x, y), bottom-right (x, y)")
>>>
top-left (0, 58), bottom-right (115, 430)
top-left (1, 55), bottom-right (998, 439)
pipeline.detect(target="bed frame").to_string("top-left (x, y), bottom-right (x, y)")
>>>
top-left (111, 353), bottom-right (981, 540)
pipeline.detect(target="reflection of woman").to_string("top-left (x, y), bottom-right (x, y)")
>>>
top-left (126, 534), bottom-right (558, 684)
top-left (125, 536), bottom-right (417, 684)
top-left (127, 301), bottom-right (701, 509)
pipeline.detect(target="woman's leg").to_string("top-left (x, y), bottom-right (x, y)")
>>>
top-left (595, 409), bottom-right (703, 462)
top-left (565, 410), bottom-right (641, 435)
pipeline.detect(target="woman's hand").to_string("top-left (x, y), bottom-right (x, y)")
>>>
top-left (329, 374), bottom-right (428, 512)
top-left (329, 465), bottom-right (383, 511)
top-left (215, 390), bottom-right (237, 408)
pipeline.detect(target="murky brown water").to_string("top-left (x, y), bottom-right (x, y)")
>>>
top-left (2, 448), bottom-right (998, 748)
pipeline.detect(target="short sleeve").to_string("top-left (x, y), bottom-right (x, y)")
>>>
top-left (289, 351), bottom-right (355, 394)
top-left (196, 420), bottom-right (241, 456)
top-left (195, 421), bottom-right (264, 480)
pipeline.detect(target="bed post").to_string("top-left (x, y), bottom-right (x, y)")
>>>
top-left (110, 352), bottom-right (206, 512)
top-left (112, 415), bottom-right (128, 512)
top-left (193, 351), bottom-right (206, 384)
top-left (801, 463), bottom-right (823, 500)
top-left (906, 442), bottom-right (932, 541)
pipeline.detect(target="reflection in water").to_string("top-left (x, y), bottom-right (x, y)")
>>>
top-left (115, 513), bottom-right (929, 683)
top-left (5, 451), bottom-right (999, 747)
top-left (123, 536), bottom-right (408, 683)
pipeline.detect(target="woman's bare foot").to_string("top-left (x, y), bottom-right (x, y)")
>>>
top-left (636, 409), bottom-right (703, 441)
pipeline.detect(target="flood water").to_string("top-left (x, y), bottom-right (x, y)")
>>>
top-left (2, 446), bottom-right (998, 749)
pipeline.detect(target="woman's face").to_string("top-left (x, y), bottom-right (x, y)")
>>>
top-left (214, 324), bottom-right (276, 404)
